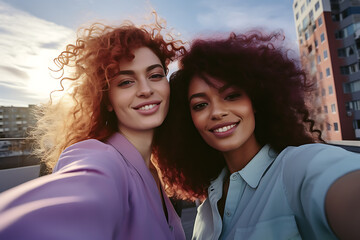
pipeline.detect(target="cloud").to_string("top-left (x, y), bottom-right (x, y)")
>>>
top-left (0, 1), bottom-right (75, 106)
top-left (0, 65), bottom-right (30, 79)
top-left (195, 1), bottom-right (297, 47)
top-left (0, 83), bottom-right (47, 107)
top-left (40, 42), bottom-right (63, 49)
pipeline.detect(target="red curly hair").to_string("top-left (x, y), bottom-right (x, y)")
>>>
top-left (31, 18), bottom-right (185, 171)
top-left (154, 31), bottom-right (324, 200)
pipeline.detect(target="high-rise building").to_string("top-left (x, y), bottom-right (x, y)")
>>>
top-left (293, 0), bottom-right (360, 140)
top-left (0, 105), bottom-right (37, 138)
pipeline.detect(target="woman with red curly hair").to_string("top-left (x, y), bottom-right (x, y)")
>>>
top-left (0, 19), bottom-right (185, 239)
top-left (154, 32), bottom-right (360, 239)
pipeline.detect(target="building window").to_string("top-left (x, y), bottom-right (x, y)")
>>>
top-left (346, 99), bottom-right (360, 111)
top-left (320, 33), bottom-right (325, 42)
top-left (320, 71), bottom-right (323, 79)
top-left (315, 39), bottom-right (318, 47)
top-left (301, 4), bottom-right (306, 13)
top-left (329, 85), bottom-right (334, 94)
top-left (341, 66), bottom-right (350, 75)
top-left (294, 2), bottom-right (298, 8)
top-left (315, 1), bottom-right (320, 11)
top-left (344, 80), bottom-right (360, 93)
top-left (296, 12), bottom-right (299, 20)
top-left (350, 63), bottom-right (357, 73)
top-left (322, 88), bottom-right (326, 96)
top-left (317, 55), bottom-right (321, 64)
top-left (327, 123), bottom-right (331, 131)
top-left (318, 17), bottom-right (323, 26)
top-left (331, 103), bottom-right (336, 113)
top-left (324, 50), bottom-right (328, 59)
top-left (336, 24), bottom-right (355, 38)
top-left (309, 10), bottom-right (314, 21)
top-left (305, 31), bottom-right (309, 40)
top-left (334, 122), bottom-right (339, 131)
top-left (333, 14), bottom-right (340, 22)
top-left (338, 48), bottom-right (346, 57)
top-left (324, 105), bottom-right (328, 113)
top-left (303, 16), bottom-right (309, 29)
top-left (307, 0), bottom-right (311, 4)
top-left (326, 68), bottom-right (331, 76)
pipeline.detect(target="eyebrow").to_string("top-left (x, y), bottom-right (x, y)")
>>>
top-left (219, 84), bottom-right (233, 93)
top-left (118, 64), bottom-right (164, 76)
top-left (189, 93), bottom-right (207, 102)
top-left (188, 84), bottom-right (237, 102)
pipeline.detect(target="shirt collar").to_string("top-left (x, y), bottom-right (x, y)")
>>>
top-left (106, 132), bottom-right (150, 178)
top-left (210, 144), bottom-right (277, 191)
top-left (239, 144), bottom-right (277, 188)
top-left (209, 168), bottom-right (228, 196)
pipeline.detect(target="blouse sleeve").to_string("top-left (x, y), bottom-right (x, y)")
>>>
top-left (0, 140), bottom-right (127, 240)
top-left (281, 143), bottom-right (360, 236)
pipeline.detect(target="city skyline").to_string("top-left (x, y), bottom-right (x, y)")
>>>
top-left (0, 0), bottom-right (297, 107)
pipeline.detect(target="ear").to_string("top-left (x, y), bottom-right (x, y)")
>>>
top-left (107, 104), bottom-right (114, 112)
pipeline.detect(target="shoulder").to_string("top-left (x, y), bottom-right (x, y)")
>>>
top-left (54, 139), bottom-right (127, 178)
top-left (281, 143), bottom-right (350, 158)
top-left (279, 143), bottom-right (360, 178)
top-left (278, 143), bottom-right (356, 170)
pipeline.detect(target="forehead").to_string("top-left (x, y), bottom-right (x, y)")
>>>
top-left (189, 75), bottom-right (227, 94)
top-left (118, 47), bottom-right (162, 70)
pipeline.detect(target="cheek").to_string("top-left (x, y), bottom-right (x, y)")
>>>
top-left (191, 112), bottom-right (206, 132)
top-left (157, 81), bottom-right (170, 99)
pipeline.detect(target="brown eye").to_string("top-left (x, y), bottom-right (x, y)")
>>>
top-left (149, 74), bottom-right (165, 80)
top-left (118, 80), bottom-right (134, 87)
top-left (192, 102), bottom-right (208, 111)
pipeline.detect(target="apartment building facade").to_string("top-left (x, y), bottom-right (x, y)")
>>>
top-left (0, 105), bottom-right (37, 138)
top-left (293, 0), bottom-right (360, 140)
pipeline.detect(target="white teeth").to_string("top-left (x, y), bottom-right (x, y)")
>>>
top-left (213, 124), bottom-right (236, 133)
top-left (138, 104), bottom-right (157, 110)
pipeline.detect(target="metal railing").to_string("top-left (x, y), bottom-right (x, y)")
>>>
top-left (0, 138), bottom-right (40, 170)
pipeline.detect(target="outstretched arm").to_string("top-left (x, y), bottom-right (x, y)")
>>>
top-left (0, 140), bottom-right (125, 240)
top-left (325, 170), bottom-right (360, 240)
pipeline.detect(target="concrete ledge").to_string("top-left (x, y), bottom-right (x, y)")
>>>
top-left (0, 165), bottom-right (40, 193)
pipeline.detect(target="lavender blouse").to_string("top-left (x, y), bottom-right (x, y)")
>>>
top-left (0, 133), bottom-right (185, 240)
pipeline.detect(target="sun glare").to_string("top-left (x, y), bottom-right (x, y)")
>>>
top-left (26, 48), bottom-right (66, 103)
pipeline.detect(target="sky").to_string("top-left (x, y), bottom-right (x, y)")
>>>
top-left (0, 0), bottom-right (297, 106)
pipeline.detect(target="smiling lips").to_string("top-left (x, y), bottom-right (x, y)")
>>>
top-left (210, 122), bottom-right (239, 137)
top-left (133, 101), bottom-right (161, 115)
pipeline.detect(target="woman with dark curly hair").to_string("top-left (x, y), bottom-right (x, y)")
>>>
top-left (154, 31), bottom-right (360, 239)
top-left (0, 18), bottom-right (186, 239)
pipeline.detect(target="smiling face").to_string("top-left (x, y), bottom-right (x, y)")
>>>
top-left (108, 47), bottom-right (170, 135)
top-left (188, 75), bottom-right (259, 154)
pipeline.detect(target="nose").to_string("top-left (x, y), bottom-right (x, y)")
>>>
top-left (211, 101), bottom-right (228, 120)
top-left (136, 80), bottom-right (154, 98)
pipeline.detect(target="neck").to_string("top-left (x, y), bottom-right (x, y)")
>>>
top-left (120, 128), bottom-right (154, 166)
top-left (223, 135), bottom-right (262, 173)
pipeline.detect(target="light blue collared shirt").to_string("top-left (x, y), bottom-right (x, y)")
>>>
top-left (192, 144), bottom-right (360, 240)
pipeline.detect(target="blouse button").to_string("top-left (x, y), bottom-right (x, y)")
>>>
top-left (225, 210), bottom-right (231, 217)
top-left (231, 174), bottom-right (238, 180)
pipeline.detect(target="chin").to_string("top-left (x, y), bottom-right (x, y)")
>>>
top-left (207, 141), bottom-right (242, 153)
top-left (143, 119), bottom-right (165, 129)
